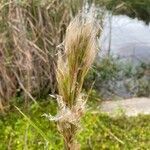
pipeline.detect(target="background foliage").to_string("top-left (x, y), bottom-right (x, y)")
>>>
top-left (91, 0), bottom-right (150, 24)
top-left (0, 101), bottom-right (150, 149)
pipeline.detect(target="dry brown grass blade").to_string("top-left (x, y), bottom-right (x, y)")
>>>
top-left (0, 0), bottom-right (83, 111)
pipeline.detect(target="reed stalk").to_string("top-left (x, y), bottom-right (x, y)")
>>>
top-left (0, 0), bottom-right (83, 110)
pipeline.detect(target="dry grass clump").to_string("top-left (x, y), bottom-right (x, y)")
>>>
top-left (0, 0), bottom-right (83, 111)
top-left (44, 14), bottom-right (100, 150)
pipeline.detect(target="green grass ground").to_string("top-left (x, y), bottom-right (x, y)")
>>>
top-left (0, 100), bottom-right (150, 150)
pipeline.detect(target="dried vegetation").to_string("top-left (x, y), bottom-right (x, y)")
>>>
top-left (0, 0), bottom-right (83, 110)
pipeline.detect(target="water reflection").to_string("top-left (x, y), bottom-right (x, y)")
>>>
top-left (101, 15), bottom-right (150, 64)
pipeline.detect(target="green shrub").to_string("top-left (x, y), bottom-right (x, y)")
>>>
top-left (85, 57), bottom-right (150, 98)
top-left (84, 56), bottom-right (120, 91)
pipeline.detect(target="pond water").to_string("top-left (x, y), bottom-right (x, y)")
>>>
top-left (86, 5), bottom-right (150, 98)
top-left (100, 14), bottom-right (150, 64)
top-left (98, 14), bottom-right (150, 99)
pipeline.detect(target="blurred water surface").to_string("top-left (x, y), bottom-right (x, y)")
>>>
top-left (101, 14), bottom-right (150, 64)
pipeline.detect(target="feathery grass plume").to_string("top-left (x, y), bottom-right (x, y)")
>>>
top-left (44, 14), bottom-right (100, 150)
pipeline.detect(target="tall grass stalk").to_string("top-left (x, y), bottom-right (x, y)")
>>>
top-left (44, 14), bottom-right (100, 150)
